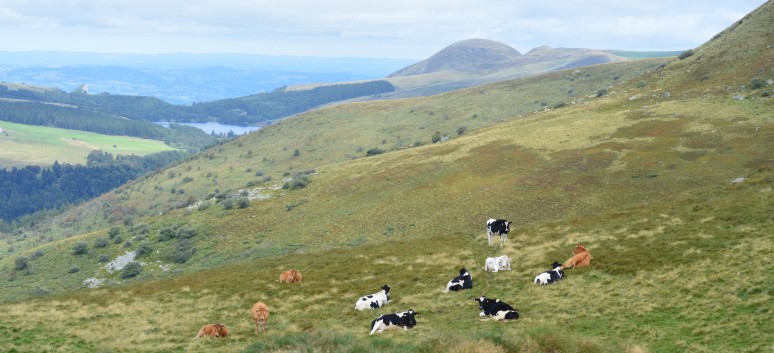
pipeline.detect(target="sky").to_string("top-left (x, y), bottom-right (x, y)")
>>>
top-left (0, 0), bottom-right (767, 60)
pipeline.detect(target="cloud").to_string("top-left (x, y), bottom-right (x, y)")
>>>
top-left (0, 0), bottom-right (766, 58)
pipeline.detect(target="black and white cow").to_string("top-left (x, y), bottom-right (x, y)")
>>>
top-left (369, 309), bottom-right (417, 335)
top-left (487, 219), bottom-right (511, 246)
top-left (474, 296), bottom-right (520, 321)
top-left (444, 268), bottom-right (473, 292)
top-left (354, 285), bottom-right (391, 310)
top-left (534, 261), bottom-right (565, 285)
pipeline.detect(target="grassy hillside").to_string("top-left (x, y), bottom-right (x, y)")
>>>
top-left (0, 1), bottom-right (772, 352)
top-left (0, 120), bottom-right (177, 168)
top-left (5, 57), bottom-right (666, 249)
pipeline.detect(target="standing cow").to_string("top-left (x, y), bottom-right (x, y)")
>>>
top-left (487, 219), bottom-right (511, 246)
top-left (534, 261), bottom-right (565, 285)
top-left (369, 309), bottom-right (418, 335)
top-left (444, 268), bottom-right (473, 292)
top-left (474, 296), bottom-right (520, 321)
top-left (251, 302), bottom-right (270, 334)
top-left (354, 285), bottom-right (391, 310)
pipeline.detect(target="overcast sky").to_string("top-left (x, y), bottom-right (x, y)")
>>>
top-left (0, 0), bottom-right (766, 60)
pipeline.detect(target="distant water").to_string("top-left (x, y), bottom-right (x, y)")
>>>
top-left (155, 121), bottom-right (261, 135)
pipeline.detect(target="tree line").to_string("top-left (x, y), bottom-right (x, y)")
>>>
top-left (0, 150), bottom-right (188, 223)
top-left (0, 80), bottom-right (395, 127)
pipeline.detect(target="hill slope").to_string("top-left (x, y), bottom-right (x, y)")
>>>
top-left (0, 2), bottom-right (772, 353)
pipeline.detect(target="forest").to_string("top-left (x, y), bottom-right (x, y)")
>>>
top-left (0, 150), bottom-right (189, 224)
top-left (0, 80), bottom-right (395, 126)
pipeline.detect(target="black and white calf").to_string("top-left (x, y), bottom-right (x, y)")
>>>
top-left (474, 296), bottom-right (520, 321)
top-left (534, 261), bottom-right (564, 285)
top-left (369, 309), bottom-right (417, 335)
top-left (487, 219), bottom-right (511, 246)
top-left (354, 285), bottom-right (391, 311)
top-left (444, 268), bottom-right (473, 292)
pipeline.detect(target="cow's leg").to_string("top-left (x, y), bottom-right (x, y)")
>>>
top-left (487, 231), bottom-right (493, 246)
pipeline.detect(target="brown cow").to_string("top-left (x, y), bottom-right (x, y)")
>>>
top-left (251, 301), bottom-right (270, 335)
top-left (193, 323), bottom-right (228, 339)
top-left (279, 269), bottom-right (303, 283)
top-left (562, 244), bottom-right (593, 269)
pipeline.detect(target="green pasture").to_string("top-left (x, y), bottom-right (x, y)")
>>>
top-left (0, 120), bottom-right (177, 168)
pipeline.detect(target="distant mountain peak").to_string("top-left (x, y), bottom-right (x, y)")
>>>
top-left (389, 38), bottom-right (522, 76)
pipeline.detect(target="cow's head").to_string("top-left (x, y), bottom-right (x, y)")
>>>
top-left (574, 244), bottom-right (587, 254)
top-left (474, 296), bottom-right (491, 310)
top-left (381, 285), bottom-right (391, 294)
top-left (505, 221), bottom-right (511, 232)
top-left (403, 309), bottom-right (417, 327)
top-left (459, 268), bottom-right (468, 276)
top-left (551, 261), bottom-right (562, 269)
top-left (215, 324), bottom-right (228, 337)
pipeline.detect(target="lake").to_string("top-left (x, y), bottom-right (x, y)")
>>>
top-left (155, 121), bottom-right (261, 135)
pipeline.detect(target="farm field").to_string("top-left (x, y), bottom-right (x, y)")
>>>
top-left (0, 120), bottom-right (177, 168)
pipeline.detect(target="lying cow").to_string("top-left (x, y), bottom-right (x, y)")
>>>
top-left (354, 285), bottom-right (391, 310)
top-left (279, 269), bottom-right (303, 283)
top-left (251, 302), bottom-right (270, 334)
top-left (487, 219), bottom-right (511, 246)
top-left (534, 261), bottom-right (565, 285)
top-left (369, 309), bottom-right (418, 335)
top-left (444, 268), bottom-right (473, 292)
top-left (483, 255), bottom-right (511, 272)
top-left (193, 323), bottom-right (228, 339)
top-left (562, 244), bottom-right (593, 269)
top-left (474, 296), bottom-right (519, 321)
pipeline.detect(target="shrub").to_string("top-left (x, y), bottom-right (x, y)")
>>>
top-left (94, 238), bottom-right (110, 248)
top-left (108, 227), bottom-right (121, 239)
top-left (431, 131), bottom-right (442, 143)
top-left (169, 239), bottom-right (197, 263)
top-left (113, 235), bottom-right (123, 244)
top-left (596, 89), bottom-right (608, 97)
top-left (197, 202), bottom-right (211, 211)
top-left (182, 176), bottom-right (194, 183)
top-left (136, 243), bottom-right (153, 258)
top-left (237, 197), bottom-right (251, 209)
top-left (14, 257), bottom-right (29, 271)
top-left (121, 262), bottom-right (142, 279)
top-left (68, 267), bottom-right (80, 273)
top-left (293, 149), bottom-right (301, 157)
top-left (678, 49), bottom-right (694, 60)
top-left (365, 148), bottom-right (384, 156)
top-left (553, 102), bottom-right (567, 109)
top-left (222, 199), bottom-right (235, 210)
top-left (30, 250), bottom-right (44, 260)
top-left (456, 126), bottom-right (467, 135)
top-left (99, 255), bottom-right (110, 263)
top-left (178, 227), bottom-right (197, 239)
top-left (72, 242), bottom-right (89, 255)
top-left (750, 77), bottom-right (766, 90)
top-left (283, 178), bottom-right (309, 190)
top-left (157, 227), bottom-right (176, 242)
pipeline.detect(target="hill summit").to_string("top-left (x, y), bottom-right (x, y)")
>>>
top-left (389, 38), bottom-right (523, 76)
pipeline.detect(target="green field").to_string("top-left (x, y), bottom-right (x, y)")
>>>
top-left (0, 120), bottom-right (177, 168)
